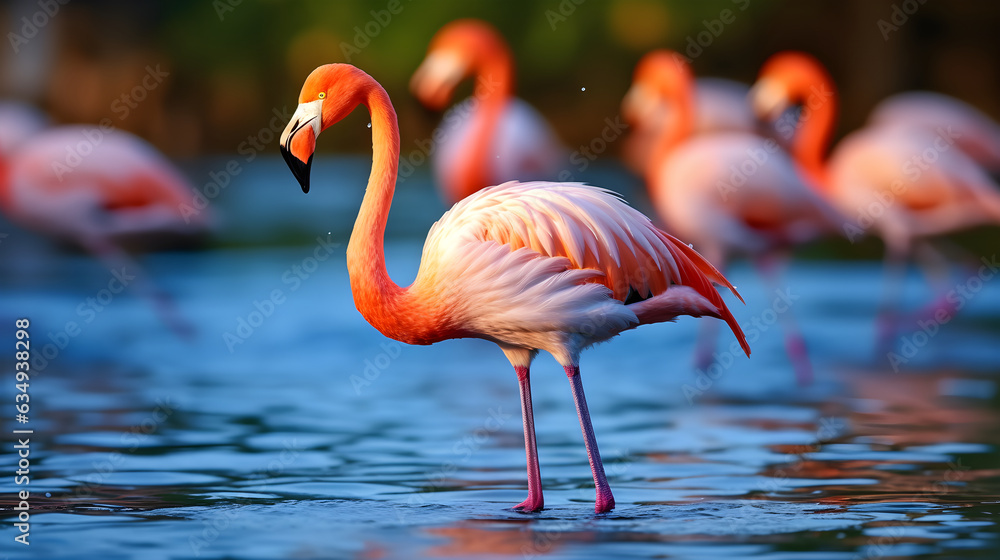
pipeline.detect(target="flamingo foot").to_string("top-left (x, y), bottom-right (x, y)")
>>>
top-left (594, 489), bottom-right (616, 514)
top-left (513, 495), bottom-right (544, 513)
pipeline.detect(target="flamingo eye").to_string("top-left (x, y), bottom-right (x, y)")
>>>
top-left (318, 92), bottom-right (326, 99)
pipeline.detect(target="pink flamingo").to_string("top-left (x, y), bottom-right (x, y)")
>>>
top-left (867, 91), bottom-right (1000, 172)
top-left (0, 124), bottom-right (210, 335)
top-left (410, 19), bottom-right (564, 204)
top-left (750, 52), bottom-right (1000, 347)
top-left (279, 63), bottom-right (750, 513)
top-left (624, 50), bottom-right (842, 383)
top-left (623, 77), bottom-right (758, 175)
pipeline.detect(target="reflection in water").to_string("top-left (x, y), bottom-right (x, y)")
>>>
top-left (0, 163), bottom-right (998, 558)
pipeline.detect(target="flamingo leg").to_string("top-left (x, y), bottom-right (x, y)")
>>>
top-left (693, 248), bottom-right (726, 371)
top-left (875, 243), bottom-right (910, 356)
top-left (79, 235), bottom-right (195, 339)
top-left (755, 253), bottom-right (813, 385)
top-left (565, 365), bottom-right (615, 513)
top-left (911, 240), bottom-right (960, 322)
top-left (513, 365), bottom-right (543, 512)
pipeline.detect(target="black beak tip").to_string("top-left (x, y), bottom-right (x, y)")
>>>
top-left (280, 143), bottom-right (313, 194)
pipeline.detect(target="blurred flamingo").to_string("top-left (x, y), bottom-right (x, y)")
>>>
top-left (410, 19), bottom-right (565, 204)
top-left (0, 102), bottom-right (48, 153)
top-left (279, 63), bottom-right (749, 513)
top-left (623, 77), bottom-right (758, 175)
top-left (624, 50), bottom-right (842, 382)
top-left (867, 91), bottom-right (1000, 173)
top-left (751, 51), bottom-right (1000, 348)
top-left (0, 124), bottom-right (211, 335)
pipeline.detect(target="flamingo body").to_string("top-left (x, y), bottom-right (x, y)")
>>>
top-left (827, 126), bottom-right (1000, 245)
top-left (279, 63), bottom-right (749, 513)
top-left (1, 126), bottom-right (207, 244)
top-left (867, 91), bottom-right (1000, 171)
top-left (432, 99), bottom-right (564, 204)
top-left (653, 132), bottom-right (841, 259)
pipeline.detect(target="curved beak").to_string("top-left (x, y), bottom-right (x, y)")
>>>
top-left (621, 83), bottom-right (662, 127)
top-left (280, 99), bottom-right (323, 193)
top-left (409, 52), bottom-right (466, 111)
top-left (748, 78), bottom-right (789, 122)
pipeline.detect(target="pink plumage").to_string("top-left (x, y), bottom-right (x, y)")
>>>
top-left (279, 63), bottom-right (750, 514)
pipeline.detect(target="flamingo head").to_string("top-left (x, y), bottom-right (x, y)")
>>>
top-left (410, 19), bottom-right (510, 111)
top-left (622, 50), bottom-right (693, 127)
top-left (280, 64), bottom-right (371, 193)
top-left (750, 51), bottom-right (833, 123)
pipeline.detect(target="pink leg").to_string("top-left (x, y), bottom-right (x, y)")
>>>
top-left (81, 236), bottom-right (195, 340)
top-left (875, 245), bottom-right (909, 356)
top-left (693, 319), bottom-right (720, 372)
top-left (565, 365), bottom-right (615, 513)
top-left (513, 366), bottom-right (543, 512)
top-left (755, 254), bottom-right (813, 386)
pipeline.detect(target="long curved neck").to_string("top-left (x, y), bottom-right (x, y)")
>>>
top-left (791, 77), bottom-right (837, 189)
top-left (646, 80), bottom-right (693, 185)
top-left (346, 80), bottom-right (408, 335)
top-left (453, 47), bottom-right (513, 201)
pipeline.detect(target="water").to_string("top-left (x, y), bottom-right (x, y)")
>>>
top-left (1, 158), bottom-right (999, 559)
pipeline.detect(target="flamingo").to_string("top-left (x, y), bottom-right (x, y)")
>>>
top-left (0, 124), bottom-right (211, 335)
top-left (623, 77), bottom-right (758, 175)
top-left (278, 63), bottom-right (750, 513)
top-left (410, 19), bottom-right (565, 204)
top-left (867, 91), bottom-right (1000, 173)
top-left (750, 51), bottom-right (1000, 348)
top-left (623, 50), bottom-right (842, 383)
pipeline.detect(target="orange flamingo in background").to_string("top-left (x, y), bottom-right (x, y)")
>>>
top-left (867, 91), bottom-right (1000, 173)
top-left (750, 51), bottom-right (1000, 348)
top-left (279, 63), bottom-right (750, 513)
top-left (410, 19), bottom-right (565, 204)
top-left (0, 123), bottom-right (211, 335)
top-left (624, 50), bottom-right (841, 383)
top-left (623, 77), bottom-right (758, 175)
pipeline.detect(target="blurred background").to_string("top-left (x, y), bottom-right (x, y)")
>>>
top-left (2, 1), bottom-right (999, 559)
top-left (3, 0), bottom-right (999, 154)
